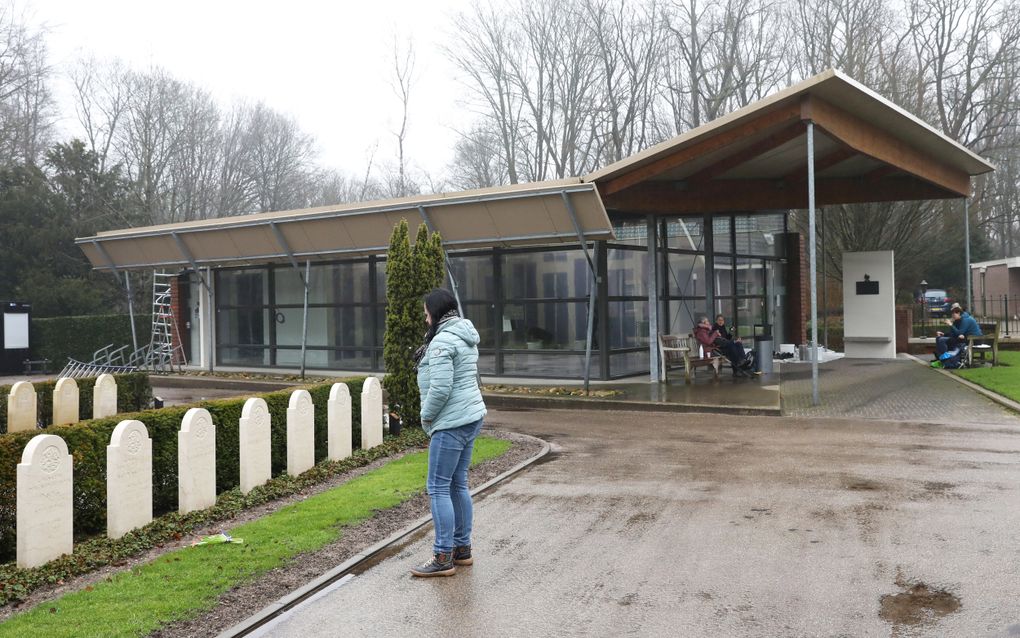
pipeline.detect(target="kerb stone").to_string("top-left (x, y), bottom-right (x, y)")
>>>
top-left (107, 420), bottom-right (152, 539)
top-left (52, 378), bottom-right (80, 426)
top-left (327, 383), bottom-right (352, 461)
top-left (361, 377), bottom-right (383, 450)
top-left (93, 374), bottom-right (117, 420)
top-left (239, 397), bottom-right (271, 494)
top-left (178, 408), bottom-right (216, 513)
top-left (286, 390), bottom-right (315, 476)
top-left (17, 434), bottom-right (73, 568)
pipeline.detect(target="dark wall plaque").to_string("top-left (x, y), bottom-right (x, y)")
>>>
top-left (856, 274), bottom-right (879, 295)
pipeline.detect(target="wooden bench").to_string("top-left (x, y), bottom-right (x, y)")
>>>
top-left (658, 334), bottom-right (722, 383)
top-left (967, 321), bottom-right (999, 367)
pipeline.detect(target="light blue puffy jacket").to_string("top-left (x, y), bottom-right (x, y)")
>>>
top-left (417, 317), bottom-right (487, 436)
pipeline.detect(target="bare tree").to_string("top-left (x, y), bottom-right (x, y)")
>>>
top-left (0, 5), bottom-right (52, 166)
top-left (388, 36), bottom-right (417, 197)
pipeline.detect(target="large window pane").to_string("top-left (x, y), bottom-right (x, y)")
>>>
top-left (502, 353), bottom-right (588, 377)
top-left (217, 308), bottom-right (269, 345)
top-left (502, 250), bottom-right (589, 299)
top-left (735, 214), bottom-right (784, 257)
top-left (714, 257), bottom-right (734, 297)
top-left (666, 300), bottom-right (708, 336)
top-left (665, 217), bottom-right (704, 250)
top-left (607, 248), bottom-right (648, 297)
top-left (462, 303), bottom-right (495, 348)
top-left (713, 216), bottom-right (732, 254)
top-left (217, 269), bottom-right (268, 307)
top-left (608, 300), bottom-right (649, 349)
top-left (666, 253), bottom-right (706, 297)
top-left (610, 351), bottom-right (649, 377)
top-left (218, 346), bottom-right (270, 367)
top-left (611, 218), bottom-right (648, 246)
top-left (502, 302), bottom-right (589, 349)
top-left (275, 262), bottom-right (373, 306)
top-left (449, 256), bottom-right (496, 300)
top-left (736, 258), bottom-right (765, 296)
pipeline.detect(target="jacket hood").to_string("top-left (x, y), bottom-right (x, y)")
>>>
top-left (436, 317), bottom-right (481, 347)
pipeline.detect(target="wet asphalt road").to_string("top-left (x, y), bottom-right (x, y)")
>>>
top-left (263, 408), bottom-right (1020, 637)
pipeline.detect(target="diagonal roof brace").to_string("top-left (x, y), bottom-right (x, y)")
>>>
top-left (171, 232), bottom-right (210, 292)
top-left (418, 205), bottom-right (463, 315)
top-left (91, 239), bottom-right (123, 285)
top-left (269, 221), bottom-right (307, 289)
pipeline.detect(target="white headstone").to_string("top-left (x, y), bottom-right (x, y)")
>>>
top-left (327, 383), bottom-right (352, 461)
top-left (93, 374), bottom-right (117, 420)
top-left (107, 420), bottom-right (152, 539)
top-left (17, 434), bottom-right (73, 568)
top-left (239, 398), bottom-right (271, 494)
top-left (7, 381), bottom-right (37, 433)
top-left (52, 378), bottom-right (80, 426)
top-left (286, 389), bottom-right (315, 476)
top-left (361, 377), bottom-right (383, 450)
top-left (178, 408), bottom-right (216, 513)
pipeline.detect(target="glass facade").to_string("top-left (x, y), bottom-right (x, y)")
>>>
top-left (210, 212), bottom-right (787, 379)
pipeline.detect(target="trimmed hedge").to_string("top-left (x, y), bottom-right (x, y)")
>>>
top-left (0, 372), bottom-right (152, 434)
top-left (0, 376), bottom-right (368, 563)
top-left (31, 314), bottom-right (151, 370)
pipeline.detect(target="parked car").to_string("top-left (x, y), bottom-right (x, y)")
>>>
top-left (922, 288), bottom-right (952, 316)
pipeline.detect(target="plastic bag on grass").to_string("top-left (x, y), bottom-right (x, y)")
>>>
top-left (191, 532), bottom-right (244, 547)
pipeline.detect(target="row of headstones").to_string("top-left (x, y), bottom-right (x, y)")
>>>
top-left (6, 374), bottom-right (118, 432)
top-left (16, 378), bottom-right (384, 569)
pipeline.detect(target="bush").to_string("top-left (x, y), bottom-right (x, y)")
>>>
top-left (0, 376), bottom-right (367, 563)
top-left (0, 372), bottom-right (152, 434)
top-left (31, 314), bottom-right (151, 370)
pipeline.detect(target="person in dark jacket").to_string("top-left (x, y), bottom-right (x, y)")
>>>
top-left (410, 289), bottom-right (487, 578)
top-left (935, 306), bottom-right (981, 359)
top-left (712, 314), bottom-right (756, 374)
top-left (694, 316), bottom-right (752, 377)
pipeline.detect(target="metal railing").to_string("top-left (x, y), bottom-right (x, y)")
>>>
top-left (912, 296), bottom-right (1018, 338)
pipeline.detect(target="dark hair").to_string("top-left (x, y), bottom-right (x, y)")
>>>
top-left (424, 288), bottom-right (459, 341)
top-left (715, 314), bottom-right (725, 321)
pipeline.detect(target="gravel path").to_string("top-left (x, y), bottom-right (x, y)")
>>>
top-left (147, 427), bottom-right (543, 638)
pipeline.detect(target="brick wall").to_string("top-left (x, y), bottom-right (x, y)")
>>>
top-left (894, 305), bottom-right (912, 352)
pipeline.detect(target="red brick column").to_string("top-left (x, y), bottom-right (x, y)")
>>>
top-left (895, 305), bottom-right (912, 353)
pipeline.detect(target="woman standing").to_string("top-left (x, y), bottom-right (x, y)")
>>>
top-left (410, 288), bottom-right (487, 577)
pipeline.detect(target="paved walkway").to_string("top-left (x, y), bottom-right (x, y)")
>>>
top-left (262, 406), bottom-right (1020, 637)
top-left (781, 357), bottom-right (1019, 424)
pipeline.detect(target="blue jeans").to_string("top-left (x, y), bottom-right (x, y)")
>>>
top-left (427, 418), bottom-right (483, 554)
top-left (936, 335), bottom-right (962, 356)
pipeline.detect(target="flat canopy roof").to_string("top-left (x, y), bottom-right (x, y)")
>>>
top-left (78, 69), bottom-right (993, 272)
top-left (586, 69), bottom-right (994, 213)
top-left (78, 180), bottom-right (613, 272)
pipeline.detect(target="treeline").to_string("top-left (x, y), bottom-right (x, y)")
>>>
top-left (1, 1), bottom-right (1018, 316)
top-left (444, 0), bottom-right (1020, 292)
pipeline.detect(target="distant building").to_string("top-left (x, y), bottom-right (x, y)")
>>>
top-left (970, 258), bottom-right (1020, 317)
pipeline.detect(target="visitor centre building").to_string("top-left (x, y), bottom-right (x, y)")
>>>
top-left (77, 70), bottom-right (993, 383)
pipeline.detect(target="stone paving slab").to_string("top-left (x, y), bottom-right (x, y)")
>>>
top-left (781, 358), bottom-right (1020, 425)
top-left (262, 408), bottom-right (1020, 637)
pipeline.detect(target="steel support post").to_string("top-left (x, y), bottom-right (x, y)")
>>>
top-left (561, 192), bottom-right (597, 394)
top-left (125, 273), bottom-right (138, 353)
top-left (300, 260), bottom-right (310, 380)
top-left (647, 215), bottom-right (661, 382)
top-left (807, 121), bottom-right (820, 406)
top-left (964, 198), bottom-right (971, 312)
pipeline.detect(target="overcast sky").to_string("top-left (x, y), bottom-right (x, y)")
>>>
top-left (31, 0), bottom-right (478, 179)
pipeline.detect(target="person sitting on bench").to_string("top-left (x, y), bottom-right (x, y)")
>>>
top-left (694, 316), bottom-right (752, 378)
top-left (935, 306), bottom-right (981, 361)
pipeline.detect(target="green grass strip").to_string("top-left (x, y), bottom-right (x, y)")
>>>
top-left (955, 350), bottom-right (1020, 403)
top-left (0, 436), bottom-right (511, 638)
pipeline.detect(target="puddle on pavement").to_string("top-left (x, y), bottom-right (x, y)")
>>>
top-left (879, 581), bottom-right (961, 629)
top-left (845, 479), bottom-right (882, 491)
